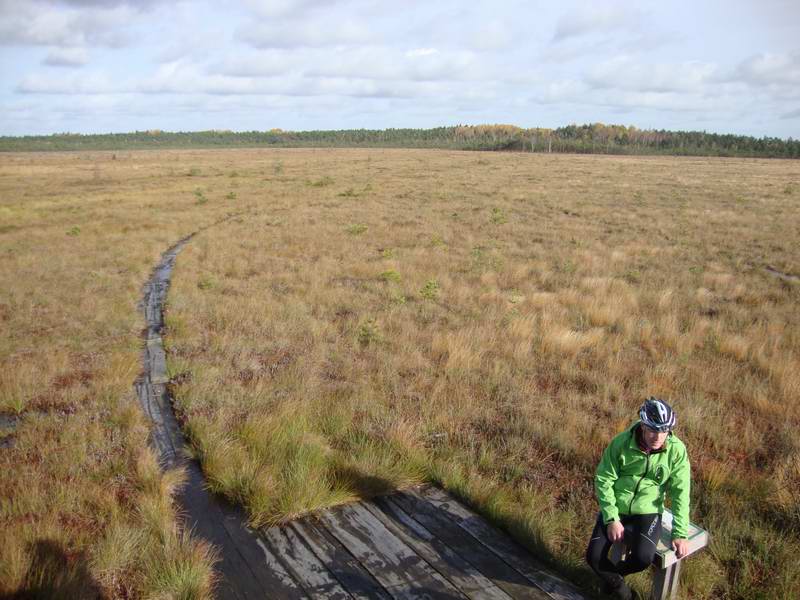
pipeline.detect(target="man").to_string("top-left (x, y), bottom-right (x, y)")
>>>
top-left (586, 397), bottom-right (691, 600)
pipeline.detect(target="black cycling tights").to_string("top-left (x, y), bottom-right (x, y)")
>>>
top-left (586, 512), bottom-right (662, 587)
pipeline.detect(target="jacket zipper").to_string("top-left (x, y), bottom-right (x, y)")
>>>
top-left (628, 452), bottom-right (650, 514)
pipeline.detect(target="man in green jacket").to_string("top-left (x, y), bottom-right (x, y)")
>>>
top-left (586, 397), bottom-right (691, 600)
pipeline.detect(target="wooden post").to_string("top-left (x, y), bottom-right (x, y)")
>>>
top-left (651, 561), bottom-right (681, 600)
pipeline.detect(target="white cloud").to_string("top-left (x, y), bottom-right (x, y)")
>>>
top-left (469, 19), bottom-right (514, 51)
top-left (238, 18), bottom-right (373, 48)
top-left (211, 50), bottom-right (299, 78)
top-left (608, 91), bottom-right (727, 113)
top-left (535, 79), bottom-right (589, 104)
top-left (734, 51), bottom-right (800, 86)
top-left (156, 32), bottom-right (226, 64)
top-left (303, 47), bottom-right (485, 82)
top-left (406, 48), bottom-right (438, 58)
top-left (532, 74), bottom-right (737, 116)
top-left (241, 0), bottom-right (335, 18)
top-left (17, 71), bottom-right (119, 94)
top-left (47, 1), bottom-right (166, 7)
top-left (209, 43), bottom-right (493, 87)
top-left (541, 37), bottom-right (612, 64)
top-left (43, 46), bottom-right (89, 66)
top-left (0, 1), bottom-right (139, 47)
top-left (587, 56), bottom-right (718, 94)
top-left (16, 58), bottom-right (455, 100)
top-left (552, 4), bottom-right (644, 42)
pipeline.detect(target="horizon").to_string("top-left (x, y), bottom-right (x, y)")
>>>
top-left (2, 1), bottom-right (799, 139)
top-left (2, 122), bottom-right (798, 142)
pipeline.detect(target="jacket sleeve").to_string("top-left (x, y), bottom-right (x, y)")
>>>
top-left (668, 442), bottom-right (691, 539)
top-left (595, 438), bottom-right (621, 524)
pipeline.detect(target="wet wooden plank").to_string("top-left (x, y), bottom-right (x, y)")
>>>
top-left (254, 535), bottom-right (310, 599)
top-left (414, 487), bottom-right (587, 600)
top-left (148, 343), bottom-right (169, 384)
top-left (263, 524), bottom-right (352, 599)
top-left (292, 519), bottom-right (392, 600)
top-left (214, 510), bottom-right (308, 599)
top-left (390, 494), bottom-right (551, 600)
top-left (142, 382), bottom-right (180, 466)
top-left (177, 462), bottom-right (306, 600)
top-left (366, 497), bottom-right (513, 600)
top-left (320, 502), bottom-right (468, 600)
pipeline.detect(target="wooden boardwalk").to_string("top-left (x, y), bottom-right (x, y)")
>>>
top-left (251, 485), bottom-right (588, 600)
top-left (138, 237), bottom-right (590, 600)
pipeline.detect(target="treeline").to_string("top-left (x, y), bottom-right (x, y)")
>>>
top-left (1, 124), bottom-right (798, 158)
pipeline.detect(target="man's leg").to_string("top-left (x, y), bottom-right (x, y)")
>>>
top-left (618, 513), bottom-right (662, 576)
top-left (585, 513), bottom-right (626, 591)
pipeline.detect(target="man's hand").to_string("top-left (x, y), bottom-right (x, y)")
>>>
top-left (607, 520), bottom-right (624, 543)
top-left (672, 538), bottom-right (689, 559)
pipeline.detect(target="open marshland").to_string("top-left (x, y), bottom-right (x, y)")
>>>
top-left (2, 148), bottom-right (799, 599)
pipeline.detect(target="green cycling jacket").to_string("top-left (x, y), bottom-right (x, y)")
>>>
top-left (595, 423), bottom-right (691, 539)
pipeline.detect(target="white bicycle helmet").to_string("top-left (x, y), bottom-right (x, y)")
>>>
top-left (639, 396), bottom-right (676, 432)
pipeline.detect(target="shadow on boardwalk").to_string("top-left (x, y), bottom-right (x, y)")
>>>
top-left (252, 485), bottom-right (589, 600)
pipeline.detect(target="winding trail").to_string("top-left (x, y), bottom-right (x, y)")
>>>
top-left (137, 233), bottom-right (298, 599)
top-left (136, 233), bottom-right (589, 600)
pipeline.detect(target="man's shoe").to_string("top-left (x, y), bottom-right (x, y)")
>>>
top-left (599, 575), bottom-right (633, 599)
top-left (610, 581), bottom-right (633, 600)
top-left (601, 575), bottom-right (625, 595)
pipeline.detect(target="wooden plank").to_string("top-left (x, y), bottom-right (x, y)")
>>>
top-left (148, 344), bottom-right (169, 384)
top-left (292, 519), bottom-right (392, 600)
top-left (413, 488), bottom-right (585, 600)
top-left (319, 502), bottom-right (468, 600)
top-left (253, 536), bottom-right (310, 599)
top-left (262, 524), bottom-right (353, 599)
top-left (217, 507), bottom-right (308, 600)
top-left (655, 510), bottom-right (709, 569)
top-left (389, 494), bottom-right (551, 600)
top-left (177, 462), bottom-right (307, 600)
top-left (367, 497), bottom-right (513, 600)
top-left (143, 382), bottom-right (180, 466)
top-left (413, 487), bottom-right (587, 600)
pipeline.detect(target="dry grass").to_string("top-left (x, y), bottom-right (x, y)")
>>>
top-left (0, 150), bottom-right (244, 598)
top-left (3, 148), bottom-right (800, 598)
top-left (164, 149), bottom-right (800, 599)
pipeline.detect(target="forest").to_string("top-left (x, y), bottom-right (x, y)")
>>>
top-left (1, 123), bottom-right (798, 158)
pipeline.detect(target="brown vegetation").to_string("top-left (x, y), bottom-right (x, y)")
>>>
top-left (0, 151), bottom-right (243, 598)
top-left (2, 147), bottom-right (799, 598)
top-left (163, 149), bottom-right (800, 598)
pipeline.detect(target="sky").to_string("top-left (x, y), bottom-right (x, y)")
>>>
top-left (1, 0), bottom-right (799, 138)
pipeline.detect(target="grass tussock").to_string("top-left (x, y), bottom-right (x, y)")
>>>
top-left (163, 149), bottom-right (800, 600)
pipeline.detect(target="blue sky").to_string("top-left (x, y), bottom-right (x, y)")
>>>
top-left (1, 0), bottom-right (799, 138)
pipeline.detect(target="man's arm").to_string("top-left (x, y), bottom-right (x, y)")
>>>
top-left (668, 441), bottom-right (691, 541)
top-left (595, 437), bottom-right (621, 526)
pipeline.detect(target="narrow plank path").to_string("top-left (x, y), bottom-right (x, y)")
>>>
top-left (137, 237), bottom-right (590, 600)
